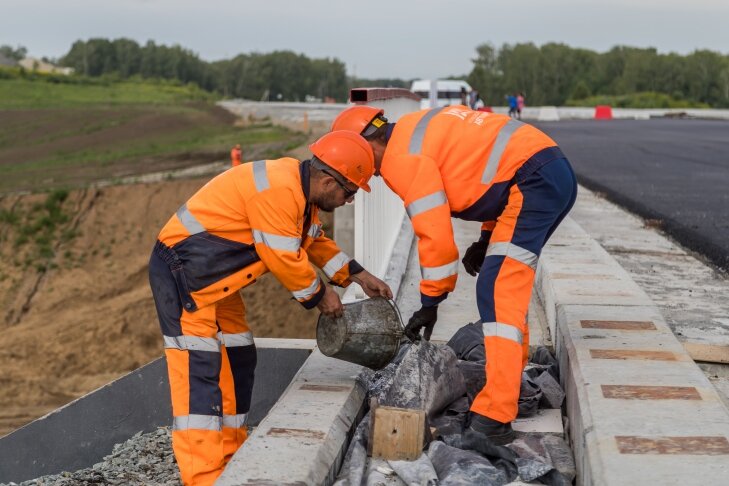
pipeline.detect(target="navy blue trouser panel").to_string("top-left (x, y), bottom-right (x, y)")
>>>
top-left (189, 349), bottom-right (224, 416)
top-left (225, 344), bottom-right (257, 414)
top-left (476, 157), bottom-right (577, 321)
top-left (148, 251), bottom-right (183, 337)
top-left (476, 255), bottom-right (506, 323)
top-left (510, 158), bottom-right (578, 256)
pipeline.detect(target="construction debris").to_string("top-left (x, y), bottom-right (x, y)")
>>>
top-left (2, 428), bottom-right (180, 486)
top-left (335, 338), bottom-right (575, 485)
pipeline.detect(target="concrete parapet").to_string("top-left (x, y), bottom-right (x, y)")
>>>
top-left (538, 106), bottom-right (560, 121)
top-left (537, 218), bottom-right (729, 485)
top-left (215, 350), bottom-right (365, 485)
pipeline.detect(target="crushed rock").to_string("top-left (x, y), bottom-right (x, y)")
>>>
top-left (2, 427), bottom-right (180, 486)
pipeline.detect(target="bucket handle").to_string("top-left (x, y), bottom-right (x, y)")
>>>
top-left (386, 298), bottom-right (405, 331)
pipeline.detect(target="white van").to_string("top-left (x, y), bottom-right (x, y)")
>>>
top-left (410, 79), bottom-right (472, 109)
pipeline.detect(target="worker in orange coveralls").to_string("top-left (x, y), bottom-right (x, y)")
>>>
top-left (230, 143), bottom-right (242, 166)
top-left (331, 105), bottom-right (576, 448)
top-left (149, 130), bottom-right (392, 485)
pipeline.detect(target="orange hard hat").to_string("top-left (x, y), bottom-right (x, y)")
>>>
top-left (309, 130), bottom-right (374, 192)
top-left (331, 105), bottom-right (385, 136)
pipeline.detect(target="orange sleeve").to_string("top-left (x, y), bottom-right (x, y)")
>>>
top-left (247, 187), bottom-right (324, 309)
top-left (385, 154), bottom-right (459, 303)
top-left (303, 212), bottom-right (359, 287)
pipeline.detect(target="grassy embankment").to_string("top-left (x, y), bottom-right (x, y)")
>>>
top-left (0, 74), bottom-right (305, 194)
top-left (0, 73), bottom-right (305, 276)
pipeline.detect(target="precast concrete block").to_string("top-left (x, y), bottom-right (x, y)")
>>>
top-left (216, 350), bottom-right (366, 486)
top-left (553, 300), bottom-right (729, 484)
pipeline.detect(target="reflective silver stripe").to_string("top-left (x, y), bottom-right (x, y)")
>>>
top-left (482, 321), bottom-right (523, 344)
top-left (307, 223), bottom-right (322, 238)
top-left (322, 251), bottom-right (350, 278)
top-left (223, 413), bottom-right (249, 429)
top-left (252, 160), bottom-right (269, 192)
top-left (406, 190), bottom-right (447, 219)
top-left (176, 203), bottom-right (206, 235)
top-left (220, 331), bottom-right (254, 348)
top-left (173, 414), bottom-right (222, 431)
top-left (292, 277), bottom-right (320, 300)
top-left (421, 259), bottom-right (459, 281)
top-left (164, 335), bottom-right (220, 353)
top-left (252, 229), bottom-right (301, 251)
top-left (486, 242), bottom-right (538, 271)
top-left (408, 107), bottom-right (445, 154)
top-left (481, 119), bottom-right (523, 185)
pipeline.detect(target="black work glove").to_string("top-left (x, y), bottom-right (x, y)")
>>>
top-left (462, 240), bottom-right (488, 276)
top-left (404, 306), bottom-right (438, 342)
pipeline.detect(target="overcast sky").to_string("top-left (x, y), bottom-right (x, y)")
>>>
top-left (3, 0), bottom-right (729, 79)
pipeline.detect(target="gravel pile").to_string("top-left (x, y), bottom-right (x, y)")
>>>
top-left (3, 427), bottom-right (180, 486)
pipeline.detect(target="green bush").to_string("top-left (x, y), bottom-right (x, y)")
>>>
top-left (565, 92), bottom-right (710, 109)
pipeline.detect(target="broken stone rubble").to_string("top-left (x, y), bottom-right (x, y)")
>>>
top-left (336, 338), bottom-right (575, 485)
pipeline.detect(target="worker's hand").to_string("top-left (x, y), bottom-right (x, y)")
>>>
top-left (350, 270), bottom-right (393, 299)
top-left (317, 285), bottom-right (344, 318)
top-left (404, 306), bottom-right (438, 342)
top-left (462, 240), bottom-right (489, 276)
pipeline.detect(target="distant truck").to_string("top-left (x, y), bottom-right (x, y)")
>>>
top-left (410, 79), bottom-right (473, 109)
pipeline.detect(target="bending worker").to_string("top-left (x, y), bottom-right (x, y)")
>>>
top-left (332, 105), bottom-right (577, 446)
top-left (149, 130), bottom-right (392, 485)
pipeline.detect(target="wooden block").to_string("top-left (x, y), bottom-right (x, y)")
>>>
top-left (371, 405), bottom-right (425, 461)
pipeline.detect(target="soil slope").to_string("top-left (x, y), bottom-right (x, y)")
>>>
top-left (0, 174), bottom-right (323, 436)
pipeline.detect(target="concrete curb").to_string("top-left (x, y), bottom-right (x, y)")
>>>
top-left (537, 218), bottom-right (729, 485)
top-left (215, 350), bottom-right (365, 485)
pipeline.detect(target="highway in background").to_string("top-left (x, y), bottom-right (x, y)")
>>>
top-left (536, 118), bottom-right (729, 271)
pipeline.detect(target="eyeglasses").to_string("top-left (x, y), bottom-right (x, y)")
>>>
top-left (310, 157), bottom-right (359, 198)
top-left (323, 169), bottom-right (358, 199)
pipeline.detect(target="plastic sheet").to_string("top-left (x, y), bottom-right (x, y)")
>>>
top-left (388, 453), bottom-right (438, 485)
top-left (364, 341), bottom-right (466, 418)
top-left (428, 441), bottom-right (511, 485)
top-left (508, 434), bottom-right (576, 483)
top-left (337, 328), bottom-right (575, 486)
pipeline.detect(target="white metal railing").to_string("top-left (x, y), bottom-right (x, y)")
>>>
top-left (340, 91), bottom-right (421, 301)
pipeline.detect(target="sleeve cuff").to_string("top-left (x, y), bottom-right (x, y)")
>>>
top-left (421, 292), bottom-right (448, 307)
top-left (300, 281), bottom-right (326, 310)
top-left (348, 259), bottom-right (364, 276)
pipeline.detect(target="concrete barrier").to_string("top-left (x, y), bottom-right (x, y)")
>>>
top-left (538, 106), bottom-right (560, 121)
top-left (537, 218), bottom-right (729, 485)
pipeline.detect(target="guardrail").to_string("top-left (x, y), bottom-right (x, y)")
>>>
top-left (341, 89), bottom-right (421, 301)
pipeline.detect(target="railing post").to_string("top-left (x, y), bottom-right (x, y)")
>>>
top-left (338, 88), bottom-right (422, 303)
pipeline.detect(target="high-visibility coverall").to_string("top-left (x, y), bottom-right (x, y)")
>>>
top-left (230, 147), bottom-right (242, 167)
top-left (380, 106), bottom-right (577, 423)
top-left (148, 158), bottom-right (362, 485)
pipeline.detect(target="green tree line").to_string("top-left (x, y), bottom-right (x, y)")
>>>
top-left (59, 38), bottom-right (351, 101)
top-left (467, 42), bottom-right (729, 108)
top-left (27, 38), bottom-right (729, 107)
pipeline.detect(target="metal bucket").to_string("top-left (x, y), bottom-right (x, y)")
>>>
top-left (316, 297), bottom-right (404, 370)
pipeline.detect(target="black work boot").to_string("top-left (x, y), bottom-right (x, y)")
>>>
top-left (465, 412), bottom-right (515, 447)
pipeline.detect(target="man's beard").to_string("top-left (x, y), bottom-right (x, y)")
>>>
top-left (316, 193), bottom-right (339, 212)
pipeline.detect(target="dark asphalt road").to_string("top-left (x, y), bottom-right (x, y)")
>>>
top-left (534, 118), bottom-right (729, 271)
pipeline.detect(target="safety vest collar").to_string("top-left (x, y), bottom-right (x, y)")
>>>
top-left (299, 159), bottom-right (311, 202)
top-left (384, 122), bottom-right (395, 142)
top-left (299, 159), bottom-right (313, 233)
